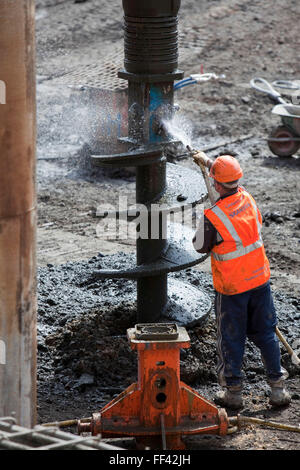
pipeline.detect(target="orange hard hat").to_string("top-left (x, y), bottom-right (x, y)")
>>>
top-left (209, 155), bottom-right (243, 183)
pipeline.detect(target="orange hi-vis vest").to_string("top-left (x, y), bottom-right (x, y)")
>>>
top-left (204, 187), bottom-right (270, 295)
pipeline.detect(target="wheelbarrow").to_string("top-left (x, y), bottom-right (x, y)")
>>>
top-left (250, 77), bottom-right (300, 157)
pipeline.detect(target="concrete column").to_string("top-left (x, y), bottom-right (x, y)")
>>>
top-left (0, 0), bottom-right (37, 427)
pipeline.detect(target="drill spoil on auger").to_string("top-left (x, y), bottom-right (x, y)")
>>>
top-left (88, 0), bottom-right (211, 327)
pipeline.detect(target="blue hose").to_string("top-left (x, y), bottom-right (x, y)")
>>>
top-left (174, 78), bottom-right (197, 90)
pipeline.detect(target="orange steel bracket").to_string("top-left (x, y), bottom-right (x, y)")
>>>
top-left (78, 323), bottom-right (228, 449)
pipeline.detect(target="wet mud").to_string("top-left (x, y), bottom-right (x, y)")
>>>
top-left (37, 255), bottom-right (300, 448)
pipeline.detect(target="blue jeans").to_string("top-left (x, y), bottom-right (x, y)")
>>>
top-left (215, 282), bottom-right (283, 387)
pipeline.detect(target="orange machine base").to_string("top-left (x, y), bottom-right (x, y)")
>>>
top-left (78, 324), bottom-right (228, 449)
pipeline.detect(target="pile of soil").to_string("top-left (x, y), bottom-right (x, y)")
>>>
top-left (37, 254), bottom-right (300, 450)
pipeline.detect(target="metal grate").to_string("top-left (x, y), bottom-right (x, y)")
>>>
top-left (53, 49), bottom-right (126, 92)
top-left (0, 417), bottom-right (123, 450)
top-left (51, 26), bottom-right (209, 92)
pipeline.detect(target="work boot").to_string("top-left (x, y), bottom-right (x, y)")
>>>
top-left (269, 380), bottom-right (291, 407)
top-left (214, 385), bottom-right (243, 410)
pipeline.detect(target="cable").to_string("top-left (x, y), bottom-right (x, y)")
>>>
top-left (229, 415), bottom-right (300, 433)
top-left (174, 73), bottom-right (222, 91)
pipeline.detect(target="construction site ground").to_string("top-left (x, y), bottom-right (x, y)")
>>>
top-left (35, 0), bottom-right (300, 451)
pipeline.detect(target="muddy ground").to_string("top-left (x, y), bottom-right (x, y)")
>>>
top-left (35, 0), bottom-right (299, 451)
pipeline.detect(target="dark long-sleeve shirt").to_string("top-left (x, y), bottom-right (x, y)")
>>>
top-left (193, 188), bottom-right (238, 254)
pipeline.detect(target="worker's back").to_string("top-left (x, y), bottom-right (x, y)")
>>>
top-left (204, 187), bottom-right (270, 295)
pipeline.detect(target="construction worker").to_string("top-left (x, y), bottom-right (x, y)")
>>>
top-left (192, 153), bottom-right (291, 409)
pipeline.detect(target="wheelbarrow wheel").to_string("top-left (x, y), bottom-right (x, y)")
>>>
top-left (268, 125), bottom-right (300, 157)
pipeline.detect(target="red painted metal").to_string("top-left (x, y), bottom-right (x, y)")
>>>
top-left (78, 324), bottom-right (228, 449)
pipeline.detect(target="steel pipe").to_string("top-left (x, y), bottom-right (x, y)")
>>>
top-left (90, 0), bottom-right (211, 326)
top-left (123, 0), bottom-right (182, 321)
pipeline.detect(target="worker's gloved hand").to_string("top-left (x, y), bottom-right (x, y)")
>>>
top-left (192, 151), bottom-right (212, 169)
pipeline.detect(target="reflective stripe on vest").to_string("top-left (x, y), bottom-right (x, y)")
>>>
top-left (210, 197), bottom-right (263, 262)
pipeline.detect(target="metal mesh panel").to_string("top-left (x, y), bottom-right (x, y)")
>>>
top-left (0, 417), bottom-right (123, 450)
top-left (53, 49), bottom-right (126, 91)
top-left (52, 28), bottom-right (209, 92)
